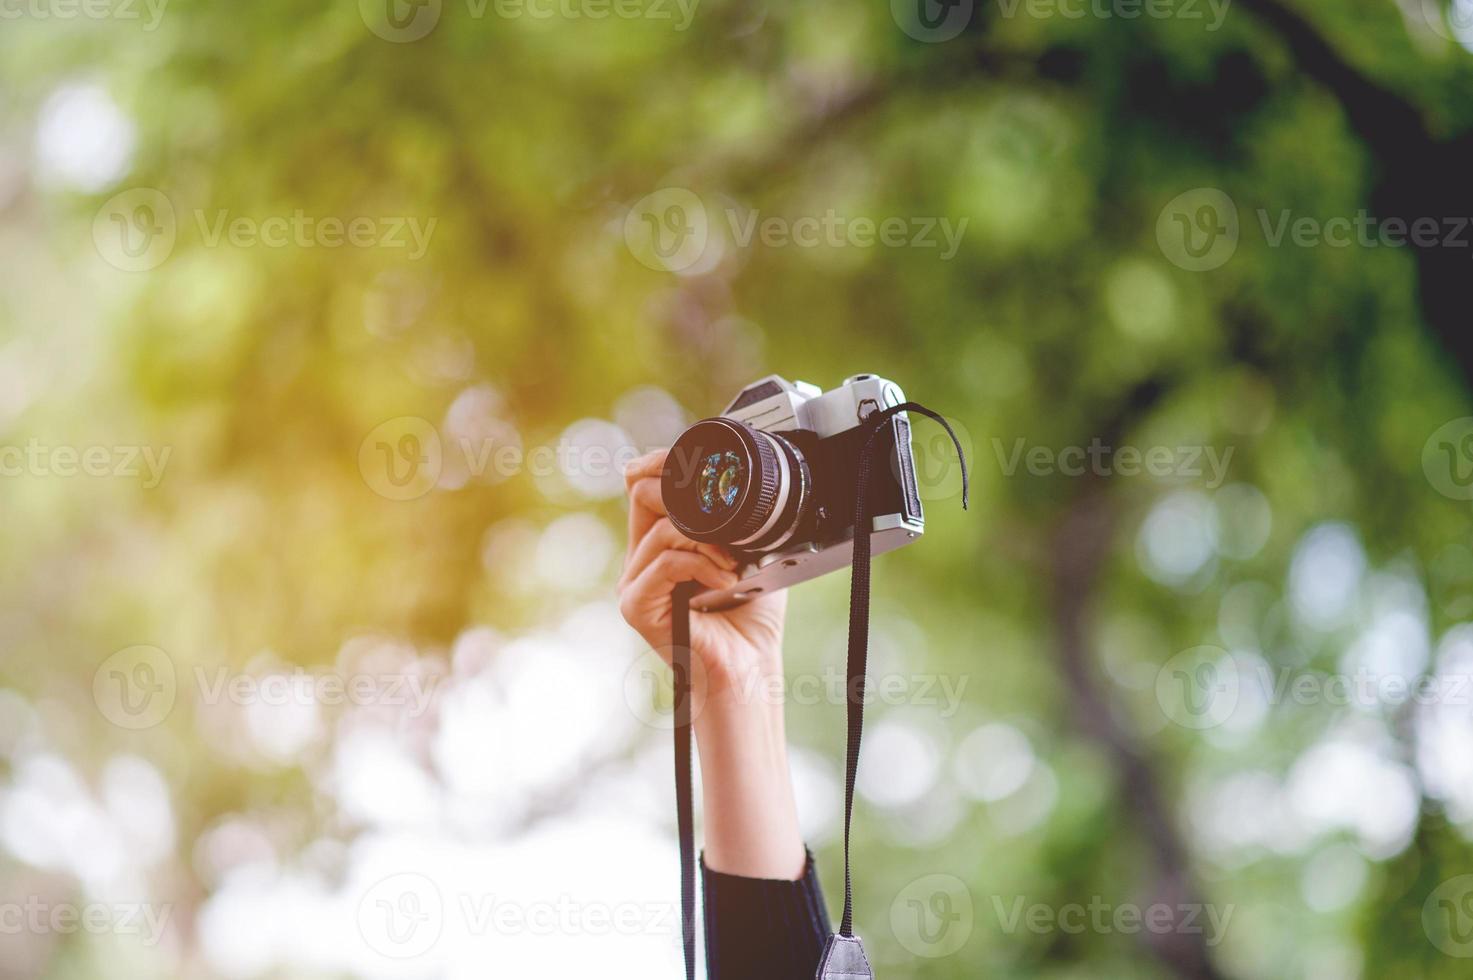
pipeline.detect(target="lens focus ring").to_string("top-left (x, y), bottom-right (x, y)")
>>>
top-left (729, 430), bottom-right (783, 545)
top-left (662, 418), bottom-right (794, 546)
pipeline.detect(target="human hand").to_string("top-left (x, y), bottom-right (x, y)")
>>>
top-left (618, 449), bottom-right (804, 879)
top-left (617, 450), bottom-right (790, 708)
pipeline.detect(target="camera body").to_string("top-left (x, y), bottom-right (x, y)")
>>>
top-left (661, 374), bottom-right (925, 611)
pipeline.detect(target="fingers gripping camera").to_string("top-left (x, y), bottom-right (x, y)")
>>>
top-left (661, 374), bottom-right (925, 610)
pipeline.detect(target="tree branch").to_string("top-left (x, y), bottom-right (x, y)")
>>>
top-left (1046, 377), bottom-right (1229, 980)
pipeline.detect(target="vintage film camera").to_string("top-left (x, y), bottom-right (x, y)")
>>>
top-left (661, 374), bottom-right (925, 610)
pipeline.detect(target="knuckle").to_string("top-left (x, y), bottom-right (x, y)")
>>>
top-left (653, 550), bottom-right (689, 574)
top-left (640, 483), bottom-right (667, 512)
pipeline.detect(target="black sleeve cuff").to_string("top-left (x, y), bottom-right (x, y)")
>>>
top-left (701, 849), bottom-right (831, 980)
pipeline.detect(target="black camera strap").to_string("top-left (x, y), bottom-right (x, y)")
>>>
top-left (671, 578), bottom-right (701, 980)
top-left (669, 403), bottom-right (968, 980)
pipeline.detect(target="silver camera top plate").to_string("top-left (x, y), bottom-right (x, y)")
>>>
top-left (688, 373), bottom-right (922, 611)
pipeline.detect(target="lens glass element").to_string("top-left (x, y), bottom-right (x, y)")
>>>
top-left (662, 416), bottom-right (808, 546)
top-left (699, 451), bottom-right (744, 514)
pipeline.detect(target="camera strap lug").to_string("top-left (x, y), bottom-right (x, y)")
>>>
top-left (817, 933), bottom-right (874, 979)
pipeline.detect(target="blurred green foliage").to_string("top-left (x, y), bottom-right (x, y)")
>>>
top-left (3, 0), bottom-right (1473, 977)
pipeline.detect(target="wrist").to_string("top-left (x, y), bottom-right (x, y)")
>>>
top-left (700, 642), bottom-right (784, 715)
top-left (693, 683), bottom-right (787, 760)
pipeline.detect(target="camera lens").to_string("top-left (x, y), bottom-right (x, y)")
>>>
top-left (698, 451), bottom-right (744, 515)
top-left (662, 418), bottom-right (810, 550)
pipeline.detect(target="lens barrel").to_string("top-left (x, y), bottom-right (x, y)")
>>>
top-left (662, 418), bottom-right (809, 550)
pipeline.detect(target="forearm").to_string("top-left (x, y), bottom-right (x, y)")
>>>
top-left (696, 687), bottom-right (830, 979)
top-left (694, 688), bottom-right (807, 880)
top-left (618, 453), bottom-right (824, 970)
